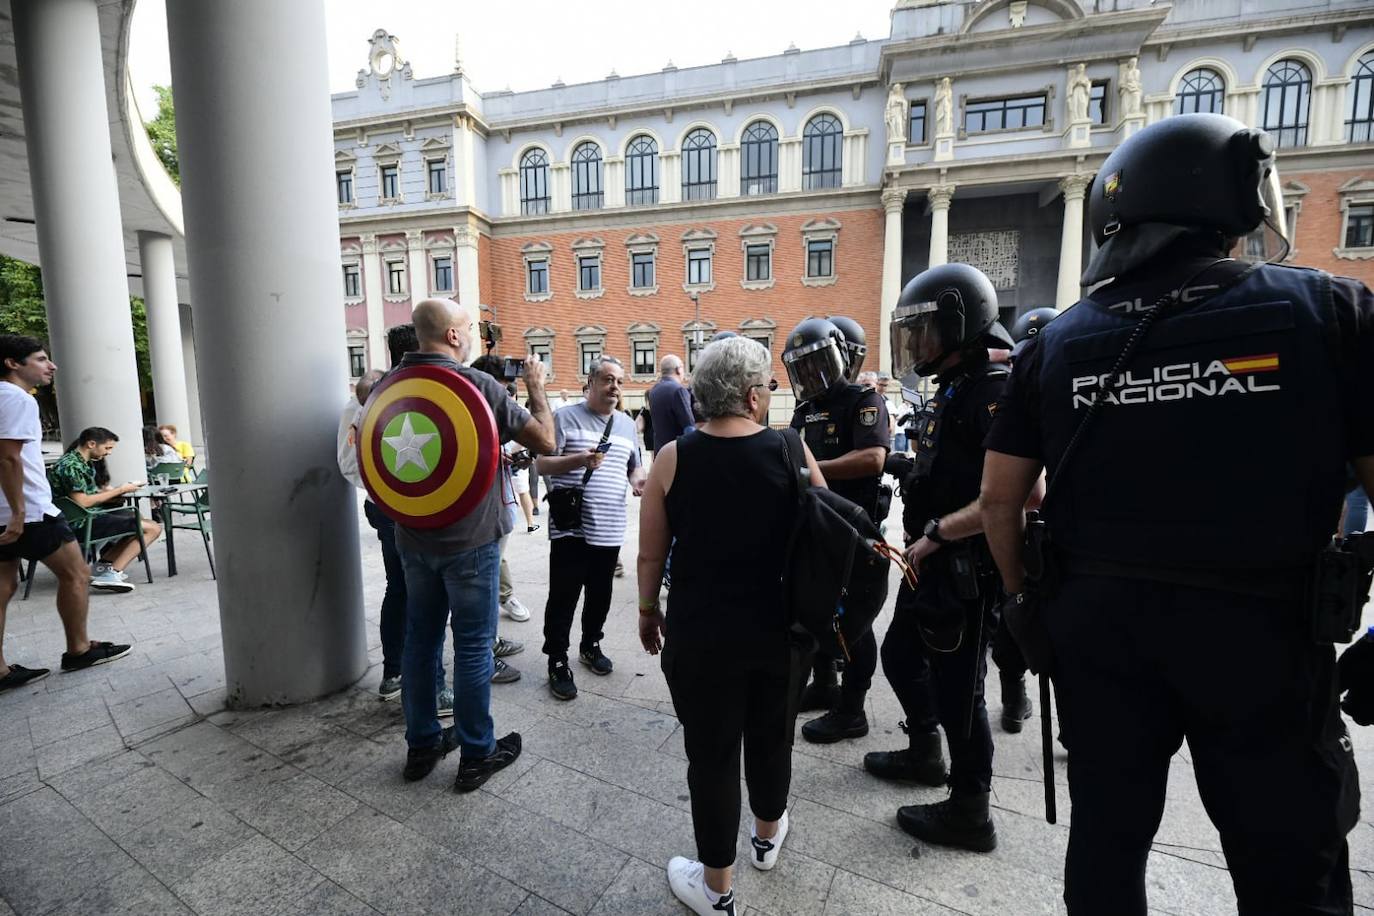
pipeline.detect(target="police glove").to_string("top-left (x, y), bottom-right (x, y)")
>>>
top-left (884, 453), bottom-right (914, 481)
top-left (1338, 628), bottom-right (1374, 726)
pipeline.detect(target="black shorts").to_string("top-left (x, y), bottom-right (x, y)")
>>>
top-left (0, 516), bottom-right (77, 563)
top-left (88, 510), bottom-right (140, 543)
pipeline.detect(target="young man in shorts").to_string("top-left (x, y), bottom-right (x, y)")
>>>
top-left (0, 335), bottom-right (132, 693)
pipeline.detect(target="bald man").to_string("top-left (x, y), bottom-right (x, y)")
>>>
top-left (392, 299), bottom-right (556, 791)
top-left (647, 354), bottom-right (695, 450)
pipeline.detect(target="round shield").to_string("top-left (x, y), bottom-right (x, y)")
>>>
top-left (356, 364), bottom-right (500, 529)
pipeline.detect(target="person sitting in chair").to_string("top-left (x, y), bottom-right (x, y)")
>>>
top-left (47, 427), bottom-right (161, 592)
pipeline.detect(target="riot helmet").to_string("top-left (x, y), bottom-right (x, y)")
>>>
top-left (828, 316), bottom-right (868, 383)
top-left (782, 318), bottom-right (848, 402)
top-left (708, 330), bottom-right (739, 343)
top-left (891, 263), bottom-right (1002, 379)
top-left (1010, 307), bottom-right (1060, 357)
top-left (1084, 113), bottom-right (1287, 283)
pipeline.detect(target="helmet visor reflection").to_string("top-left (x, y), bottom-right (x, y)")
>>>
top-left (891, 306), bottom-right (943, 379)
top-left (784, 341), bottom-right (847, 402)
top-left (1248, 163), bottom-right (1290, 262)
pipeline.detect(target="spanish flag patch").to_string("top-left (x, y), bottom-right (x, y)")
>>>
top-left (1222, 353), bottom-right (1280, 374)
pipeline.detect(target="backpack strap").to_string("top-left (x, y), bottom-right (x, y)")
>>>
top-left (777, 427), bottom-right (806, 497)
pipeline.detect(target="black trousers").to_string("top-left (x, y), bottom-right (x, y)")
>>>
top-left (991, 622), bottom-right (1027, 684)
top-left (364, 500), bottom-right (408, 680)
top-left (1049, 575), bottom-right (1358, 916)
top-left (542, 536), bottom-right (619, 662)
top-left (811, 630), bottom-right (878, 701)
top-left (663, 633), bottom-right (800, 868)
top-left (880, 572), bottom-right (1000, 794)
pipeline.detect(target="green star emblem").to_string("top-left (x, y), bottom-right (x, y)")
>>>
top-left (381, 412), bottom-right (441, 482)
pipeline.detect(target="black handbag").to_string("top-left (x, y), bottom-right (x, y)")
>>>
top-left (543, 413), bottom-right (616, 531)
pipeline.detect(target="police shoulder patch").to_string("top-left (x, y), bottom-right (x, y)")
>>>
top-left (859, 406), bottom-right (879, 427)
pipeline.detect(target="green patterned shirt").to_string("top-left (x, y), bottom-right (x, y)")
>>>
top-left (47, 450), bottom-right (98, 498)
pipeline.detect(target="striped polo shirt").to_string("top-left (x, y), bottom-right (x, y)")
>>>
top-left (548, 403), bottom-right (640, 547)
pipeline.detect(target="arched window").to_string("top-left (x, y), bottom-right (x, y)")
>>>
top-left (802, 114), bottom-right (843, 190)
top-left (519, 148), bottom-right (550, 215)
top-left (625, 135), bottom-right (659, 206)
top-left (1174, 67), bottom-right (1225, 115)
top-left (681, 128), bottom-right (717, 201)
top-left (740, 120), bottom-right (778, 196)
top-left (1261, 59), bottom-right (1311, 148)
top-left (1349, 52), bottom-right (1374, 143)
top-left (571, 142), bottom-right (603, 211)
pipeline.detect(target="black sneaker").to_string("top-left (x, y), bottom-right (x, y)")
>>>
top-left (549, 660), bottom-right (578, 700)
top-left (60, 641), bottom-right (132, 672)
top-left (0, 664), bottom-right (50, 693)
top-left (896, 792), bottom-right (997, 853)
top-left (454, 732), bottom-right (522, 792)
top-left (578, 642), bottom-right (613, 676)
top-left (403, 726), bottom-right (459, 782)
top-left (1000, 675), bottom-right (1033, 734)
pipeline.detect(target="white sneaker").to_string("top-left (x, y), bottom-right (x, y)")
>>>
top-left (90, 570), bottom-right (134, 593)
top-left (501, 597), bottom-right (531, 622)
top-left (749, 809), bottom-right (788, 871)
top-left (667, 856), bottom-right (737, 916)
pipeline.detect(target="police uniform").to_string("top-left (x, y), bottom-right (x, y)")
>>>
top-left (883, 352), bottom-right (1007, 799)
top-left (986, 256), bottom-right (1373, 914)
top-left (790, 383), bottom-right (889, 719)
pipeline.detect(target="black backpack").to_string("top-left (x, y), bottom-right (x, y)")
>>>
top-left (776, 428), bottom-right (893, 660)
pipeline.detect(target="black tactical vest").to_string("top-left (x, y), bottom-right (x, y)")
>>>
top-left (794, 383), bottom-right (881, 517)
top-left (1035, 263), bottom-right (1347, 571)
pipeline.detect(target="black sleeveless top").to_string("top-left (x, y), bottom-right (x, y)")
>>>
top-left (664, 429), bottom-right (796, 653)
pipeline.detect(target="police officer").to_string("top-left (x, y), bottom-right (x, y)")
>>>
top-left (861, 263), bottom-right (1013, 852)
top-left (981, 113), bottom-right (1373, 914)
top-left (989, 306), bottom-right (1060, 733)
top-left (783, 317), bottom-right (889, 742)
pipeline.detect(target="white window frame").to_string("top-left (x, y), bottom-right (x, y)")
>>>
top-left (335, 150), bottom-right (357, 210)
top-left (346, 328), bottom-right (369, 378)
top-left (1335, 177), bottom-right (1374, 260)
top-left (625, 232), bottom-right (660, 297)
top-left (572, 237), bottom-right (606, 300)
top-left (524, 326), bottom-right (555, 380)
top-left (574, 324), bottom-right (608, 377)
top-left (682, 319), bottom-right (717, 372)
top-left (800, 218), bottom-right (841, 287)
top-left (384, 256), bottom-right (407, 298)
top-left (431, 255), bottom-right (454, 293)
top-left (681, 228), bottom-right (717, 293)
top-left (738, 317), bottom-right (777, 355)
top-left (342, 261), bottom-right (363, 301)
top-left (626, 322), bottom-right (661, 380)
top-left (739, 223), bottom-right (778, 291)
top-left (375, 142), bottom-right (403, 204)
top-left (522, 241), bottom-right (554, 303)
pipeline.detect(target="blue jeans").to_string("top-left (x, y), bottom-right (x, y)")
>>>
top-left (1345, 488), bottom-right (1370, 537)
top-left (363, 500), bottom-right (407, 680)
top-left (398, 538), bottom-right (500, 756)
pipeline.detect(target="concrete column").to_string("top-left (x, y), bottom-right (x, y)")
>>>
top-left (167, 0), bottom-right (366, 706)
top-left (551, 163), bottom-right (572, 212)
top-left (879, 188), bottom-right (906, 375)
top-left (451, 114), bottom-right (478, 208)
top-left (454, 226), bottom-right (481, 315)
top-left (405, 230), bottom-right (428, 301)
top-left (717, 143), bottom-right (740, 199)
top-left (1056, 174), bottom-right (1093, 309)
top-left (12, 0), bottom-right (145, 484)
top-left (660, 152), bottom-right (681, 204)
top-left (178, 303), bottom-right (205, 451)
top-left (137, 232), bottom-right (191, 437)
top-left (605, 156), bottom-right (625, 209)
top-left (360, 234), bottom-right (386, 369)
top-left (927, 185), bottom-right (955, 268)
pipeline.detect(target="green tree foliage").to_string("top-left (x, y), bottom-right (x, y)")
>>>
top-left (144, 84), bottom-right (179, 185)
top-left (0, 254), bottom-right (155, 424)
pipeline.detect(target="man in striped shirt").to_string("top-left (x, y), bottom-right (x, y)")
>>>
top-left (536, 356), bottom-right (646, 700)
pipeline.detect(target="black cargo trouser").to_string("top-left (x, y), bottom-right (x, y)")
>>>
top-left (1048, 575), bottom-right (1358, 916)
top-left (880, 567), bottom-right (1001, 794)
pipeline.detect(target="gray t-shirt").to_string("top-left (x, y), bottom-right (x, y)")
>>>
top-left (392, 353), bottom-right (531, 555)
top-left (547, 403), bottom-right (640, 547)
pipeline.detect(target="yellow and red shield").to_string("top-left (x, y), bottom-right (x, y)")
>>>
top-left (356, 364), bottom-right (499, 529)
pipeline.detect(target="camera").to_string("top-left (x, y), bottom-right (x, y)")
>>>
top-left (501, 356), bottom-right (524, 381)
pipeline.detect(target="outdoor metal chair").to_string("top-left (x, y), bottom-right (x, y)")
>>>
top-left (164, 468), bottom-right (214, 579)
top-left (23, 496), bottom-right (152, 599)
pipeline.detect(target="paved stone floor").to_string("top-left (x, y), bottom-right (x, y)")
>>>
top-left (1, 494), bottom-right (1372, 915)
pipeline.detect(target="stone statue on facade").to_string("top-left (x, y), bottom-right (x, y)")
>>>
top-left (1119, 57), bottom-right (1143, 118)
top-left (886, 83), bottom-right (907, 144)
top-left (1067, 63), bottom-right (1092, 123)
top-left (933, 77), bottom-right (954, 137)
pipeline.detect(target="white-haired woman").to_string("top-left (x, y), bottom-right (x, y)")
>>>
top-left (637, 337), bottom-right (825, 916)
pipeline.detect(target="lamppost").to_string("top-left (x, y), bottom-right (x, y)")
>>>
top-left (690, 290), bottom-right (702, 369)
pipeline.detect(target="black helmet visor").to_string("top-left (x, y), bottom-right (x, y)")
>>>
top-left (843, 341), bottom-right (868, 383)
top-left (890, 300), bottom-right (944, 379)
top-left (783, 338), bottom-right (847, 402)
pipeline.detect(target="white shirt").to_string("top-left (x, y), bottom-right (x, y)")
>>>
top-left (336, 401), bottom-right (364, 490)
top-left (0, 381), bottom-right (57, 525)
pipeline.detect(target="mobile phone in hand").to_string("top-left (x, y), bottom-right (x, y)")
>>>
top-left (595, 441), bottom-right (612, 454)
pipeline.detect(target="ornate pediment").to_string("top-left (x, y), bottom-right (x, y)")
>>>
top-left (681, 227), bottom-right (718, 243)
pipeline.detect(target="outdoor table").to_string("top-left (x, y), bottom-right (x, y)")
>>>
top-left (128, 482), bottom-right (208, 577)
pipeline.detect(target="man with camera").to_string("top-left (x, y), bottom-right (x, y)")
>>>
top-left (981, 114), bottom-right (1373, 913)
top-left (535, 356), bottom-right (646, 701)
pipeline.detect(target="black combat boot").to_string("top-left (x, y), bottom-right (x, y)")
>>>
top-left (1000, 673), bottom-right (1032, 733)
top-left (863, 725), bottom-right (947, 786)
top-left (801, 689), bottom-right (868, 743)
top-left (798, 659), bottom-right (840, 713)
top-left (896, 790), bottom-right (997, 853)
